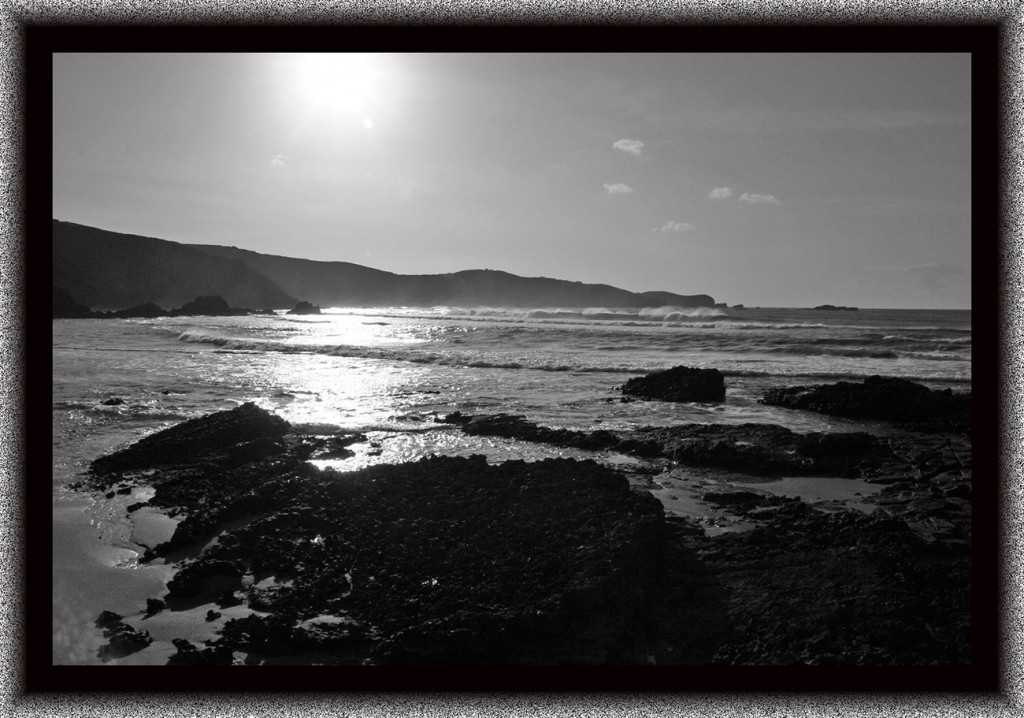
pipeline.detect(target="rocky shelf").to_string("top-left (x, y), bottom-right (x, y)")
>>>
top-left (78, 398), bottom-right (972, 666)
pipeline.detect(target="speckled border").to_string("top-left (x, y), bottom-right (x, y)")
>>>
top-left (6, 2), bottom-right (1020, 716)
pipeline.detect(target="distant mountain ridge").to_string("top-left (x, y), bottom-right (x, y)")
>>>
top-left (53, 220), bottom-right (715, 310)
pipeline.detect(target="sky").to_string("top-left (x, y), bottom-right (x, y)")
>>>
top-left (52, 52), bottom-right (972, 309)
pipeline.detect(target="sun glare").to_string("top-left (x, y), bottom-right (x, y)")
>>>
top-left (297, 53), bottom-right (378, 127)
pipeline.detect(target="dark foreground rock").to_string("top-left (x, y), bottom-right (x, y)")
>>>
top-left (761, 375), bottom-right (970, 431)
top-left (86, 405), bottom-right (667, 665)
top-left (83, 403), bottom-right (972, 666)
top-left (663, 504), bottom-right (970, 665)
top-left (90, 401), bottom-right (289, 474)
top-left (620, 366), bottom-right (726, 403)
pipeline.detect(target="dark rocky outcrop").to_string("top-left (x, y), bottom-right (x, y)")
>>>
top-left (812, 304), bottom-right (859, 311)
top-left (95, 611), bottom-right (153, 662)
top-left (167, 638), bottom-right (235, 665)
top-left (620, 366), bottom-right (726, 403)
top-left (761, 376), bottom-right (970, 431)
top-left (286, 301), bottom-right (321, 315)
top-left (83, 401), bottom-right (972, 666)
top-left (675, 503), bottom-right (969, 665)
top-left (169, 295), bottom-right (233, 316)
top-left (89, 401), bottom-right (289, 474)
top-left (86, 405), bottom-right (668, 665)
top-left (443, 413), bottom-right (901, 479)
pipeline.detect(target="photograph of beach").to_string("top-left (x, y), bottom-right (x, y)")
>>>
top-left (49, 48), bottom-right (985, 677)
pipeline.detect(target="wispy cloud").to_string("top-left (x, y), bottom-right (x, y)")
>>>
top-left (739, 192), bottom-right (780, 205)
top-left (269, 154), bottom-right (288, 168)
top-left (708, 187), bottom-right (733, 199)
top-left (613, 139), bottom-right (644, 155)
top-left (654, 221), bottom-right (696, 233)
top-left (604, 183), bottom-right (634, 195)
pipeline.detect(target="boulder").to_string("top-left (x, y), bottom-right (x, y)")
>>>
top-left (287, 300), bottom-right (322, 315)
top-left (89, 402), bottom-right (290, 474)
top-left (171, 295), bottom-right (232, 316)
top-left (761, 376), bottom-right (970, 428)
top-left (95, 611), bottom-right (153, 661)
top-left (621, 366), bottom-right (726, 403)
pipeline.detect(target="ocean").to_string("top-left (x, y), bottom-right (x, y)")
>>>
top-left (51, 305), bottom-right (971, 664)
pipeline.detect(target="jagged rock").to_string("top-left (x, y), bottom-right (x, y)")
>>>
top-left (84, 403), bottom-right (971, 667)
top-left (89, 402), bottom-right (289, 475)
top-left (167, 638), bottom-right (235, 665)
top-left (287, 300), bottom-right (322, 315)
top-left (170, 295), bottom-right (232, 316)
top-left (89, 403), bottom-right (667, 664)
top-left (760, 376), bottom-right (970, 430)
top-left (95, 611), bottom-right (153, 661)
top-left (166, 560), bottom-right (246, 603)
top-left (621, 366), bottom-right (726, 403)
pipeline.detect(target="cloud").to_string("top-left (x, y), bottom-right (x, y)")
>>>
top-left (708, 187), bottom-right (733, 199)
top-left (613, 139), bottom-right (644, 155)
top-left (655, 221), bottom-right (696, 233)
top-left (739, 192), bottom-right (780, 205)
top-left (603, 183), bottom-right (634, 194)
top-left (269, 154), bottom-right (288, 168)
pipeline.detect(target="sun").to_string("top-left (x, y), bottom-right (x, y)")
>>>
top-left (296, 53), bottom-right (378, 127)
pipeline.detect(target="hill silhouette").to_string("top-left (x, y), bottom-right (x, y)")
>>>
top-left (194, 246), bottom-right (715, 309)
top-left (53, 220), bottom-right (715, 310)
top-left (53, 220), bottom-right (297, 311)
